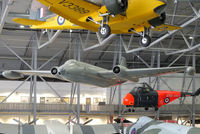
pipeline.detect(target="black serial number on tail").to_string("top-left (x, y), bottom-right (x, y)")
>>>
top-left (59, 0), bottom-right (90, 14)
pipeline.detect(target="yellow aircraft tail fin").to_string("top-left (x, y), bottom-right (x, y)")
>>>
top-left (152, 24), bottom-right (181, 31)
top-left (13, 18), bottom-right (45, 26)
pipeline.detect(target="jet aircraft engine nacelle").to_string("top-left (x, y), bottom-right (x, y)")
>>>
top-left (149, 12), bottom-right (166, 27)
top-left (51, 67), bottom-right (60, 75)
top-left (103, 0), bottom-right (128, 15)
top-left (2, 71), bottom-right (24, 79)
top-left (113, 65), bottom-right (127, 77)
top-left (186, 67), bottom-right (196, 76)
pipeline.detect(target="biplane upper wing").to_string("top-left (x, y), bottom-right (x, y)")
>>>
top-left (37, 0), bottom-right (101, 32)
top-left (152, 24), bottom-right (181, 31)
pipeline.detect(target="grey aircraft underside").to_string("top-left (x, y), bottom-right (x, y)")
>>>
top-left (125, 116), bottom-right (200, 134)
top-left (2, 58), bottom-right (195, 87)
top-left (0, 116), bottom-right (200, 134)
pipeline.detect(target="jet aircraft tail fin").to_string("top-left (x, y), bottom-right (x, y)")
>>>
top-left (120, 57), bottom-right (127, 68)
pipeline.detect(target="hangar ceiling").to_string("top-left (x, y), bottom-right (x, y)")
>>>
top-left (0, 0), bottom-right (200, 77)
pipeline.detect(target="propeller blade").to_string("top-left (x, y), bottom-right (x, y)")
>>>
top-left (28, 118), bottom-right (39, 125)
top-left (83, 119), bottom-right (93, 125)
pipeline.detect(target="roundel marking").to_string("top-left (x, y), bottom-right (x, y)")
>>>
top-left (131, 128), bottom-right (136, 134)
top-left (57, 16), bottom-right (65, 25)
top-left (164, 97), bottom-right (170, 104)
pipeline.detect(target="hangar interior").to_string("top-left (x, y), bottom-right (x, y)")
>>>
top-left (0, 0), bottom-right (200, 127)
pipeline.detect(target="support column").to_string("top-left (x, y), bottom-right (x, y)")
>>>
top-left (192, 53), bottom-right (196, 126)
top-left (118, 37), bottom-right (122, 116)
top-left (76, 83), bottom-right (80, 124)
top-left (28, 77), bottom-right (33, 123)
top-left (32, 33), bottom-right (38, 124)
top-left (155, 51), bottom-right (160, 120)
top-left (70, 37), bottom-right (81, 124)
top-left (157, 51), bottom-right (160, 90)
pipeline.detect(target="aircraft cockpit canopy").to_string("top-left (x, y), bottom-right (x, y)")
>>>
top-left (65, 59), bottom-right (77, 66)
top-left (131, 83), bottom-right (154, 93)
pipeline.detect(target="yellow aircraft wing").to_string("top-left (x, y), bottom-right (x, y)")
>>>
top-left (37, 0), bottom-right (101, 32)
top-left (13, 16), bottom-right (85, 30)
top-left (13, 18), bottom-right (45, 25)
top-left (152, 24), bottom-right (181, 31)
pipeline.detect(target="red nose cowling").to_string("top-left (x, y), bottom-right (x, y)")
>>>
top-left (123, 93), bottom-right (134, 106)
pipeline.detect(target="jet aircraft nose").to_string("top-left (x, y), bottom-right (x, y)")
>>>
top-left (123, 93), bottom-right (134, 106)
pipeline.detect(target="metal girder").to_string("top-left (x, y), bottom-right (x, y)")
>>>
top-left (0, 76), bottom-right (31, 104)
top-left (167, 53), bottom-right (185, 67)
top-left (20, 34), bottom-right (34, 70)
top-left (166, 21), bottom-right (199, 55)
top-left (167, 43), bottom-right (200, 55)
top-left (38, 49), bottom-right (64, 70)
top-left (0, 0), bottom-right (13, 34)
top-left (79, 32), bottom-right (116, 51)
top-left (1, 40), bottom-right (33, 70)
top-left (37, 30), bottom-right (62, 49)
top-left (122, 9), bottom-right (200, 53)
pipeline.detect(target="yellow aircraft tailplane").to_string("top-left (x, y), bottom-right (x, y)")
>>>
top-left (13, 18), bottom-right (45, 25)
top-left (13, 16), bottom-right (84, 30)
top-left (152, 24), bottom-right (181, 31)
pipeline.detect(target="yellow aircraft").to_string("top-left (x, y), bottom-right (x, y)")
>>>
top-left (13, 0), bottom-right (181, 47)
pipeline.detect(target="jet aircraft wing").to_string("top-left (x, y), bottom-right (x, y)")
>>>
top-left (37, 0), bottom-right (101, 32)
top-left (2, 70), bottom-right (63, 80)
top-left (123, 66), bottom-right (192, 79)
top-left (97, 66), bottom-right (194, 84)
top-left (107, 66), bottom-right (194, 82)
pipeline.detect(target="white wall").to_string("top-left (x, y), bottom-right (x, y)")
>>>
top-left (0, 73), bottom-right (199, 104)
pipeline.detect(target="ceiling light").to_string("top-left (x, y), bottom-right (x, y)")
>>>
top-left (19, 25), bottom-right (25, 29)
top-left (189, 36), bottom-right (194, 40)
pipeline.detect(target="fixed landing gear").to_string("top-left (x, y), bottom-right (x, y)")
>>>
top-left (98, 24), bottom-right (111, 38)
top-left (128, 108), bottom-right (135, 112)
top-left (155, 107), bottom-right (159, 111)
top-left (87, 15), bottom-right (152, 46)
top-left (86, 14), bottom-right (112, 39)
top-left (140, 34), bottom-right (151, 47)
top-left (129, 28), bottom-right (152, 47)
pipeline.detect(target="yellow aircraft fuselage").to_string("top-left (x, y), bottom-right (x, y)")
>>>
top-left (14, 0), bottom-right (170, 34)
top-left (101, 0), bottom-right (165, 33)
top-left (48, 0), bottom-right (165, 33)
top-left (31, 0), bottom-right (165, 33)
top-left (12, 0), bottom-right (180, 47)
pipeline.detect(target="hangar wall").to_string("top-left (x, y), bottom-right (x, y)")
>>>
top-left (0, 73), bottom-right (199, 105)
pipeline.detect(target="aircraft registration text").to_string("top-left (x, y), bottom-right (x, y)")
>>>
top-left (58, 0), bottom-right (90, 14)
